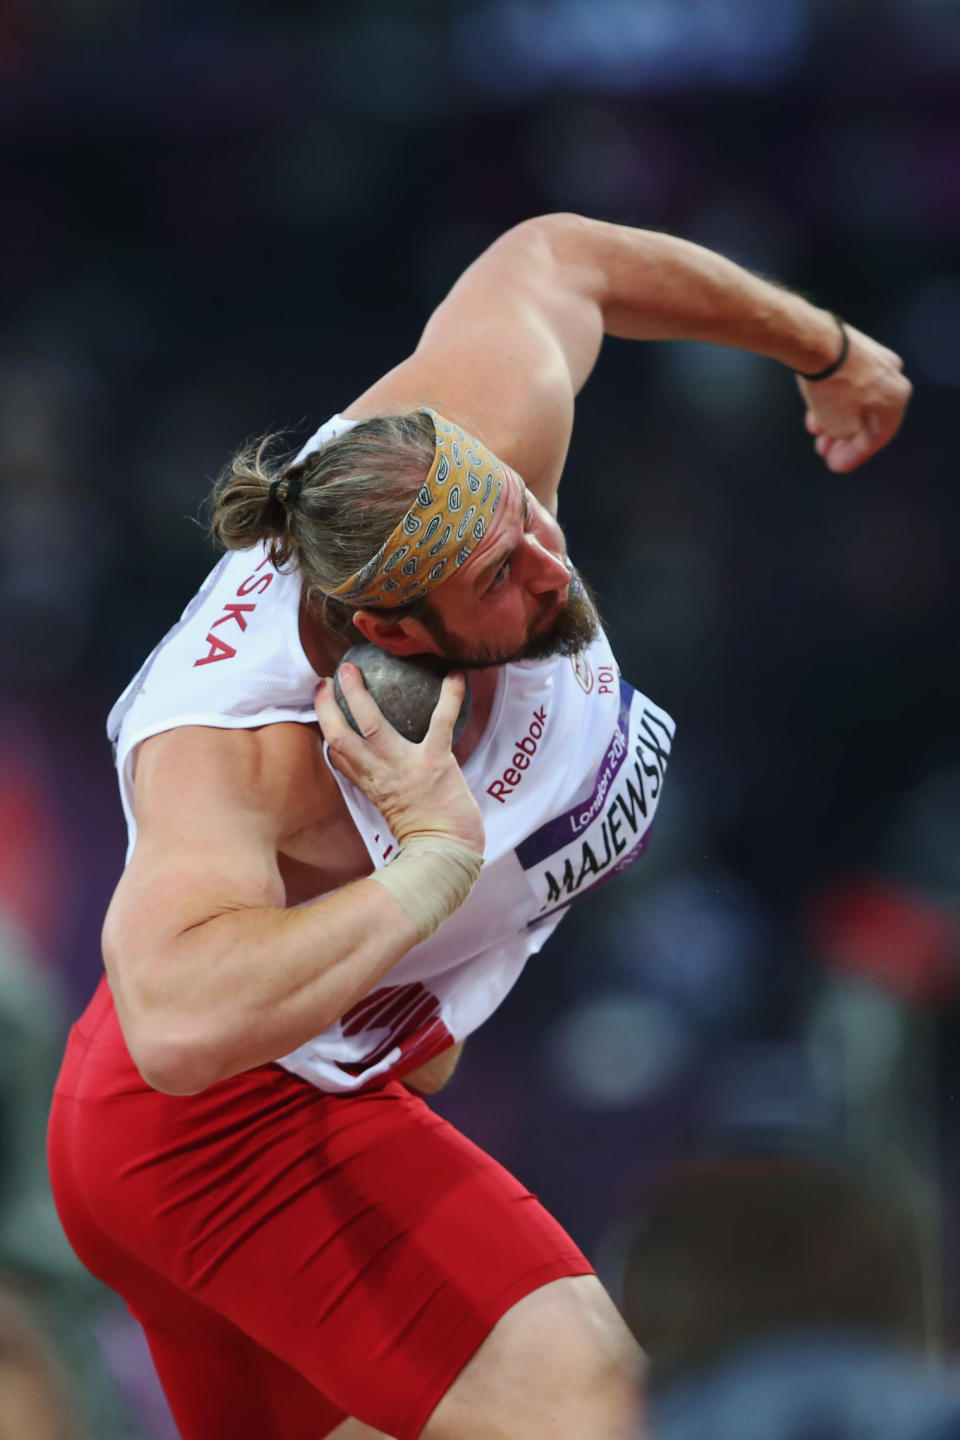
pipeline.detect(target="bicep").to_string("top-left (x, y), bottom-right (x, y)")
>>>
top-left (102, 728), bottom-right (287, 991)
top-left (343, 215), bottom-right (606, 510)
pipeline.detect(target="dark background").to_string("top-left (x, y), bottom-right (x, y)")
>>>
top-left (1, 0), bottom-right (959, 1433)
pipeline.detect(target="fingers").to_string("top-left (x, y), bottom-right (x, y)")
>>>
top-left (815, 400), bottom-right (906, 472)
top-left (332, 662), bottom-right (389, 741)
top-left (812, 421), bottom-right (874, 472)
top-left (425, 671), bottom-right (467, 750)
top-left (817, 419), bottom-right (889, 472)
top-left (313, 667), bottom-right (480, 850)
top-left (314, 675), bottom-right (362, 752)
top-left (820, 430), bottom-right (875, 473)
top-left (314, 668), bottom-right (399, 778)
top-left (315, 676), bottom-right (394, 794)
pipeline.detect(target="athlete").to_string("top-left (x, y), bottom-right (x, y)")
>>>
top-left (48, 214), bottom-right (911, 1440)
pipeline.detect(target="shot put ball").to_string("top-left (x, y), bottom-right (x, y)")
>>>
top-left (333, 641), bottom-right (472, 745)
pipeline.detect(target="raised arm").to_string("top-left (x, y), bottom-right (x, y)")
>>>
top-left (344, 213), bottom-right (912, 508)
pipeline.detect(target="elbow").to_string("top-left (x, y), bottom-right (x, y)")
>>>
top-left (487, 213), bottom-right (595, 273)
top-left (501, 213), bottom-right (612, 311)
top-left (124, 1020), bottom-right (221, 1097)
top-left (514, 210), bottom-right (591, 235)
top-left (509, 211), bottom-right (599, 256)
top-left (107, 953), bottom-right (227, 1095)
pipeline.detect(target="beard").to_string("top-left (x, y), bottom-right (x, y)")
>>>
top-left (422, 565), bottom-right (602, 669)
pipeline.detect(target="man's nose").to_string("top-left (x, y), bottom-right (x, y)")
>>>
top-left (522, 536), bottom-right (570, 595)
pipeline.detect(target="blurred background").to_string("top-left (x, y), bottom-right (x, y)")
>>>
top-left (1, 0), bottom-right (959, 1433)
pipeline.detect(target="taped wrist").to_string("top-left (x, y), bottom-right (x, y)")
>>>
top-left (367, 834), bottom-right (484, 943)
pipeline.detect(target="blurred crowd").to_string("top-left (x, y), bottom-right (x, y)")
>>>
top-left (1, 0), bottom-right (959, 1434)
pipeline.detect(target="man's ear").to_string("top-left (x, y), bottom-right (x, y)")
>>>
top-left (352, 609), bottom-right (443, 657)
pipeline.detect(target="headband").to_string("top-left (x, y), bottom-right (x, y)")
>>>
top-left (324, 409), bottom-right (505, 609)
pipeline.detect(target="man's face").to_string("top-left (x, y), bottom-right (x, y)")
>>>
top-left (413, 469), bottom-right (601, 668)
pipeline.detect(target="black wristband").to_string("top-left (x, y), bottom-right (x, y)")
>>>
top-left (796, 316), bottom-right (849, 382)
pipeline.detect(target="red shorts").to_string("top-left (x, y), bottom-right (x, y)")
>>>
top-left (48, 979), bottom-right (592, 1440)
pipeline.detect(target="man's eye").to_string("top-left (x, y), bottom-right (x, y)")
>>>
top-left (489, 563), bottom-right (509, 591)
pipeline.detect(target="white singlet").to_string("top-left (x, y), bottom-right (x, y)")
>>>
top-left (108, 418), bottom-right (676, 1093)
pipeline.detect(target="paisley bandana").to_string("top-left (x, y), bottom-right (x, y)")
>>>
top-left (324, 409), bottom-right (506, 609)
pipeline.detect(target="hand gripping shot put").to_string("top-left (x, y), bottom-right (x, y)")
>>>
top-left (334, 642), bottom-right (472, 745)
top-left (48, 216), bottom-right (911, 1440)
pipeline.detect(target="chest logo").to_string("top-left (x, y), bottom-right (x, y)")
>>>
top-left (486, 704), bottom-right (548, 804)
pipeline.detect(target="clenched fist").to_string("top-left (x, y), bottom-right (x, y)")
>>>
top-left (798, 323), bottom-right (912, 474)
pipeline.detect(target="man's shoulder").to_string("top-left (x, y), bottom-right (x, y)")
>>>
top-left (132, 721), bottom-right (334, 834)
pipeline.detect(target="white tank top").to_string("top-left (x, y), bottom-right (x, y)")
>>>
top-left (108, 417), bottom-right (676, 1092)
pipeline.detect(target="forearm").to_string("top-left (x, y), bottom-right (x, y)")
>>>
top-left (545, 213), bottom-right (841, 375)
top-left (112, 876), bottom-right (420, 1094)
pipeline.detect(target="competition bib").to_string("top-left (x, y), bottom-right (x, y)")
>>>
top-left (517, 680), bottom-right (675, 926)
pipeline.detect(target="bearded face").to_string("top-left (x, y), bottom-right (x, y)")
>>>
top-left (419, 565), bottom-right (601, 669)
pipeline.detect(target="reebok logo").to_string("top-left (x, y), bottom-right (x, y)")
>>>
top-left (486, 705), bottom-right (548, 803)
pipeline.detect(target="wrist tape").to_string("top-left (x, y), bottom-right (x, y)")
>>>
top-left (367, 834), bottom-right (484, 943)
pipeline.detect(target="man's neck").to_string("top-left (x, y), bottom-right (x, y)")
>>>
top-left (298, 604), bottom-right (350, 678)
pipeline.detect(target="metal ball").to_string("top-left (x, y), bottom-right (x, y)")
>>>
top-left (333, 640), bottom-right (472, 745)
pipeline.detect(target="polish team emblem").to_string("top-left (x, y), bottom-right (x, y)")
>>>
top-left (570, 651), bottom-right (594, 693)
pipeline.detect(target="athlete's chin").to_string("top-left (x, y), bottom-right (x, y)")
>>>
top-left (516, 597), bottom-right (599, 662)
